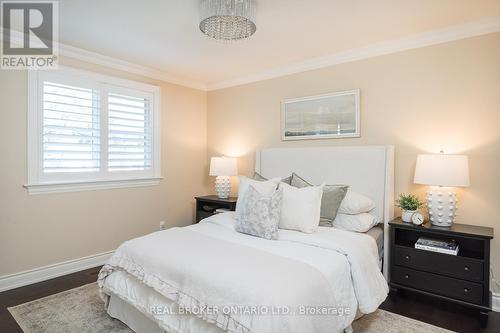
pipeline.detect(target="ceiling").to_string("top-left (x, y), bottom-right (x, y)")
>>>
top-left (58, 0), bottom-right (500, 88)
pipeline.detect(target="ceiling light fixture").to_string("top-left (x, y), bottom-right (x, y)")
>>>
top-left (199, 0), bottom-right (256, 41)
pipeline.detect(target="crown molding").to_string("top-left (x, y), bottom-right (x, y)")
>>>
top-left (5, 17), bottom-right (500, 92)
top-left (207, 17), bottom-right (500, 91)
top-left (59, 43), bottom-right (207, 90)
top-left (5, 30), bottom-right (207, 91)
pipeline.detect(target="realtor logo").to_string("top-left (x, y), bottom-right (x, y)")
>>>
top-left (1, 0), bottom-right (58, 69)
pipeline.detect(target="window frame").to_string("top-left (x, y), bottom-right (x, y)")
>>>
top-left (25, 66), bottom-right (161, 194)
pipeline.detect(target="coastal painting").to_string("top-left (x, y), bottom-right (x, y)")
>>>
top-left (281, 89), bottom-right (360, 140)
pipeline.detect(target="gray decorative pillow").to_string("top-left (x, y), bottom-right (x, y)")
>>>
top-left (291, 173), bottom-right (348, 224)
top-left (235, 185), bottom-right (282, 240)
top-left (319, 218), bottom-right (334, 227)
top-left (253, 172), bottom-right (292, 185)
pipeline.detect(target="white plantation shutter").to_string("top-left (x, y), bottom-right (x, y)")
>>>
top-left (108, 92), bottom-right (152, 171)
top-left (42, 81), bottom-right (100, 173)
top-left (27, 68), bottom-right (160, 193)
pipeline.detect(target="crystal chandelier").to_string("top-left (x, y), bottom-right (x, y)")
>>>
top-left (199, 0), bottom-right (257, 41)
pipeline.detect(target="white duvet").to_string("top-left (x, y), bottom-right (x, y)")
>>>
top-left (98, 212), bottom-right (388, 333)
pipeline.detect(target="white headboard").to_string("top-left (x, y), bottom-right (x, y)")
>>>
top-left (255, 145), bottom-right (394, 278)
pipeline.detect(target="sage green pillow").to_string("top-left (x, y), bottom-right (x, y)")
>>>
top-left (290, 173), bottom-right (348, 224)
top-left (253, 172), bottom-right (292, 185)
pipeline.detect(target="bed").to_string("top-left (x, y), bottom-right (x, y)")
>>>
top-left (98, 145), bottom-right (395, 333)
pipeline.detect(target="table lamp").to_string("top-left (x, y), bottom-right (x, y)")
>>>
top-left (209, 156), bottom-right (237, 199)
top-left (414, 152), bottom-right (470, 227)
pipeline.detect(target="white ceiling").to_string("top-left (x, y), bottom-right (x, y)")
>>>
top-left (58, 0), bottom-right (500, 88)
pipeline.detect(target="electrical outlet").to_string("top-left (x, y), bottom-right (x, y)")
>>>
top-left (159, 221), bottom-right (165, 230)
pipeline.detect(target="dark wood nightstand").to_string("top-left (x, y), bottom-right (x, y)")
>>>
top-left (195, 195), bottom-right (237, 223)
top-left (389, 217), bottom-right (494, 327)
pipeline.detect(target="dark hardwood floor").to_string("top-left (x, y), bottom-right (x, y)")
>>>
top-left (0, 266), bottom-right (498, 332)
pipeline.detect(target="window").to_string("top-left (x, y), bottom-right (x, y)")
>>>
top-left (26, 67), bottom-right (161, 194)
top-left (42, 81), bottom-right (101, 174)
top-left (107, 91), bottom-right (152, 172)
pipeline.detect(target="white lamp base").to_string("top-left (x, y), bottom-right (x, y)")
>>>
top-left (426, 186), bottom-right (458, 227)
top-left (214, 176), bottom-right (231, 199)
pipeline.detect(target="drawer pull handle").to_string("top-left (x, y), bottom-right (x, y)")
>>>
top-left (405, 255), bottom-right (410, 260)
top-left (404, 274), bottom-right (410, 279)
top-left (464, 266), bottom-right (469, 271)
top-left (202, 205), bottom-right (215, 212)
top-left (464, 288), bottom-right (469, 293)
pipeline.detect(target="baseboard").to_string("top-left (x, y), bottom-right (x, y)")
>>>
top-left (493, 293), bottom-right (500, 312)
top-left (0, 250), bottom-right (114, 292)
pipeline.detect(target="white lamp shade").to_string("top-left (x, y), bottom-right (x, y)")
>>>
top-left (414, 154), bottom-right (470, 187)
top-left (209, 157), bottom-right (237, 176)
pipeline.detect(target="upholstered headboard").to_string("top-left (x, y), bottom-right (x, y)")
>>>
top-left (255, 145), bottom-right (395, 278)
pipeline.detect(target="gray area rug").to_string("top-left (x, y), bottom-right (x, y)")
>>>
top-left (9, 283), bottom-right (131, 333)
top-left (352, 309), bottom-right (455, 333)
top-left (9, 282), bottom-right (454, 333)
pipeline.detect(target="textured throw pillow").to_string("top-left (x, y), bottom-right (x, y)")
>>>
top-left (279, 182), bottom-right (324, 233)
top-left (235, 185), bottom-right (282, 240)
top-left (338, 190), bottom-right (376, 215)
top-left (290, 173), bottom-right (348, 223)
top-left (253, 172), bottom-right (292, 185)
top-left (319, 218), bottom-right (334, 227)
top-left (235, 176), bottom-right (280, 215)
top-left (332, 213), bottom-right (379, 232)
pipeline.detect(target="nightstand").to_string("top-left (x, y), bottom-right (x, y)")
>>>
top-left (194, 195), bottom-right (237, 223)
top-left (389, 218), bottom-right (494, 327)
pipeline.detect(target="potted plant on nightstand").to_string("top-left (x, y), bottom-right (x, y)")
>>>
top-left (396, 194), bottom-right (425, 223)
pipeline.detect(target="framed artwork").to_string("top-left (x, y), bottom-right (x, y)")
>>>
top-left (281, 89), bottom-right (360, 140)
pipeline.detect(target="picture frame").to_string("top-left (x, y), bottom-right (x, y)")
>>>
top-left (281, 89), bottom-right (360, 141)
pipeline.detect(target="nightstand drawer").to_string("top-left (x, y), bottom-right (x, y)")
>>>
top-left (392, 266), bottom-right (483, 305)
top-left (394, 246), bottom-right (483, 282)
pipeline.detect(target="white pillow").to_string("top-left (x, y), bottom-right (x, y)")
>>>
top-left (338, 190), bottom-right (376, 215)
top-left (235, 176), bottom-right (280, 214)
top-left (333, 213), bottom-right (378, 232)
top-left (279, 182), bottom-right (324, 233)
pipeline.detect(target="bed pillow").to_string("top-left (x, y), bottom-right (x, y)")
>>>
top-left (338, 190), bottom-right (376, 215)
top-left (332, 213), bottom-right (379, 232)
top-left (253, 172), bottom-right (292, 185)
top-left (235, 185), bottom-right (282, 240)
top-left (290, 173), bottom-right (348, 223)
top-left (279, 182), bottom-right (324, 233)
top-left (235, 176), bottom-right (280, 214)
top-left (319, 218), bottom-right (334, 227)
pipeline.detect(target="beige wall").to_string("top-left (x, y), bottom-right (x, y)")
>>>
top-left (0, 58), bottom-right (208, 276)
top-left (1, 32), bottom-right (499, 293)
top-left (207, 32), bottom-right (500, 292)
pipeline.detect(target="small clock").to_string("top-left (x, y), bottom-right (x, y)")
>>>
top-left (411, 212), bottom-right (425, 226)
